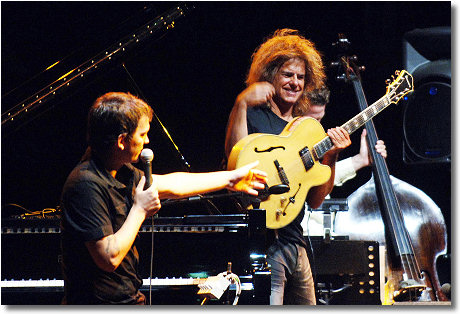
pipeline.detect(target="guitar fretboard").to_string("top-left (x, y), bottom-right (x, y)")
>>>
top-left (341, 95), bottom-right (391, 134)
top-left (313, 94), bottom-right (391, 159)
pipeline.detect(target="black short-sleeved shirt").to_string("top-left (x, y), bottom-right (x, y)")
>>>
top-left (60, 156), bottom-right (143, 304)
top-left (247, 106), bottom-right (307, 249)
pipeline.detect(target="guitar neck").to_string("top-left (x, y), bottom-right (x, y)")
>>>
top-left (314, 93), bottom-right (391, 159)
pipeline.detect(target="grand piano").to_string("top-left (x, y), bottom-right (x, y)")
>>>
top-left (2, 3), bottom-right (390, 306)
top-left (1, 3), bottom-right (273, 305)
top-left (1, 209), bottom-right (270, 305)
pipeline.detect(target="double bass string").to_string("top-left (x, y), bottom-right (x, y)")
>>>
top-left (350, 71), bottom-right (423, 285)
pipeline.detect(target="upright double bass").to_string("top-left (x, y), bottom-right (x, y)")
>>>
top-left (331, 34), bottom-right (448, 304)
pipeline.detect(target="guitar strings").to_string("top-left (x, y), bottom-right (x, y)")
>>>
top-left (258, 94), bottom-right (393, 188)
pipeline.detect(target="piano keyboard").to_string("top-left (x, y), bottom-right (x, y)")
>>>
top-left (1, 279), bottom-right (64, 288)
top-left (2, 224), bottom-right (247, 235)
top-left (1, 277), bottom-right (254, 290)
top-left (1, 210), bottom-right (269, 304)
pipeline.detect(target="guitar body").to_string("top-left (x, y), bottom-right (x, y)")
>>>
top-left (227, 70), bottom-right (413, 229)
top-left (228, 117), bottom-right (331, 229)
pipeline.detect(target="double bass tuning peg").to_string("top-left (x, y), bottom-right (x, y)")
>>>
top-left (329, 61), bottom-right (340, 68)
top-left (395, 70), bottom-right (401, 76)
top-left (385, 79), bottom-right (392, 86)
top-left (336, 74), bottom-right (348, 82)
top-left (332, 33), bottom-right (351, 50)
top-left (349, 55), bottom-right (365, 73)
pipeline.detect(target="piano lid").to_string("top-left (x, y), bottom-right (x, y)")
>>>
top-left (2, 3), bottom-right (193, 134)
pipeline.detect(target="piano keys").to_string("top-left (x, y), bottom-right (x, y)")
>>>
top-left (1, 276), bottom-right (258, 305)
top-left (1, 209), bottom-right (270, 305)
top-left (1, 276), bottom-right (256, 290)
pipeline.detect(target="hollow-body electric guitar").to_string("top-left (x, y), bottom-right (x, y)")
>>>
top-left (227, 70), bottom-right (413, 229)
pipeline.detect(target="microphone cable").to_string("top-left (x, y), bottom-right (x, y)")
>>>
top-left (149, 215), bottom-right (155, 305)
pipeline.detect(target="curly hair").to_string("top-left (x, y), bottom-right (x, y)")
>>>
top-left (246, 28), bottom-right (325, 116)
top-left (87, 92), bottom-right (153, 154)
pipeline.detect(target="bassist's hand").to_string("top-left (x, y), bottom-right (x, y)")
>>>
top-left (352, 129), bottom-right (387, 170)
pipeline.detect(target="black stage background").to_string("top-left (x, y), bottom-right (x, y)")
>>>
top-left (1, 1), bottom-right (451, 266)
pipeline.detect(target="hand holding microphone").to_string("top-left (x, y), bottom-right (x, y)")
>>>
top-left (140, 148), bottom-right (154, 190)
top-left (134, 148), bottom-right (161, 217)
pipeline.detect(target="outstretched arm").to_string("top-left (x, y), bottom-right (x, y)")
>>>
top-left (154, 160), bottom-right (267, 199)
top-left (85, 161), bottom-right (267, 272)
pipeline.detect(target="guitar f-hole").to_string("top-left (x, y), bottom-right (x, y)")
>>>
top-left (279, 183), bottom-right (301, 217)
top-left (254, 146), bottom-right (285, 153)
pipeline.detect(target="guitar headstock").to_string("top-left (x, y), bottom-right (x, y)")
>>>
top-left (385, 70), bottom-right (414, 104)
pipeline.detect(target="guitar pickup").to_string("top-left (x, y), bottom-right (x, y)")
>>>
top-left (299, 146), bottom-right (315, 170)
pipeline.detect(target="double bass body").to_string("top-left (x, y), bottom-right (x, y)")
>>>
top-left (326, 33), bottom-right (447, 304)
top-left (334, 176), bottom-right (448, 304)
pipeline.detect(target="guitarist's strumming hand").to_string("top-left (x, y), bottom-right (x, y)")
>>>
top-left (235, 82), bottom-right (276, 108)
top-left (225, 82), bottom-right (276, 157)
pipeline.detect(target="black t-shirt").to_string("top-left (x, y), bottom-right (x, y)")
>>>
top-left (247, 106), bottom-right (307, 249)
top-left (60, 156), bottom-right (143, 304)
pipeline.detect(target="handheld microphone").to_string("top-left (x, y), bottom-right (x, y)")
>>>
top-left (140, 148), bottom-right (154, 190)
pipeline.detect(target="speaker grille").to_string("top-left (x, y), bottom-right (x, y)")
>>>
top-left (403, 81), bottom-right (451, 163)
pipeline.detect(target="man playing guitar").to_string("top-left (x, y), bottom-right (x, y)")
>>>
top-left (224, 28), bottom-right (351, 305)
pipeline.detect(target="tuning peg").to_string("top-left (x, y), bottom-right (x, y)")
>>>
top-left (358, 65), bottom-right (366, 72)
top-left (338, 38), bottom-right (350, 46)
top-left (350, 55), bottom-right (358, 62)
top-left (332, 33), bottom-right (350, 49)
top-left (395, 70), bottom-right (401, 76)
top-left (385, 79), bottom-right (391, 85)
top-left (336, 74), bottom-right (347, 82)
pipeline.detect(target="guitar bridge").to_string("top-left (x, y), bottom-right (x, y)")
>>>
top-left (299, 146), bottom-right (315, 170)
top-left (274, 159), bottom-right (289, 186)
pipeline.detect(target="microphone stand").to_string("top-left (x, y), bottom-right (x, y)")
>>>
top-left (122, 63), bottom-right (191, 172)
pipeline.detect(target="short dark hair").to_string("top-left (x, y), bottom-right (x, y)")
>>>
top-left (308, 86), bottom-right (330, 106)
top-left (87, 92), bottom-right (153, 154)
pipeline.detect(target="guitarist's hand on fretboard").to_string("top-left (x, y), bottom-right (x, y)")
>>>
top-left (325, 126), bottom-right (351, 156)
